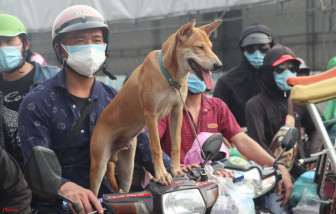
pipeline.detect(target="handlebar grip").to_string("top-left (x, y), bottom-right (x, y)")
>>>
top-left (299, 156), bottom-right (318, 165)
top-left (190, 161), bottom-right (226, 179)
top-left (72, 202), bottom-right (83, 213)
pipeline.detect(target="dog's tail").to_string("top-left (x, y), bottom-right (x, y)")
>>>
top-left (107, 162), bottom-right (119, 192)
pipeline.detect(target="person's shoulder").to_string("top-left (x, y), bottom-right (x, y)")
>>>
top-left (33, 62), bottom-right (60, 79)
top-left (40, 64), bottom-right (59, 74)
top-left (215, 65), bottom-right (246, 90)
top-left (94, 79), bottom-right (119, 96)
top-left (246, 93), bottom-right (264, 107)
top-left (25, 73), bottom-right (59, 102)
top-left (33, 61), bottom-right (59, 73)
top-left (219, 63), bottom-right (246, 78)
top-left (207, 95), bottom-right (225, 104)
top-left (204, 95), bottom-right (229, 109)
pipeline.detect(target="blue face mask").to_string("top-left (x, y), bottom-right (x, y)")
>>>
top-left (243, 50), bottom-right (265, 69)
top-left (187, 73), bottom-right (206, 94)
top-left (273, 69), bottom-right (297, 91)
top-left (0, 45), bottom-right (23, 73)
top-left (63, 44), bottom-right (107, 54)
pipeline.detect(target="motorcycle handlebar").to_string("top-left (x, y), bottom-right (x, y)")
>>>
top-left (298, 156), bottom-right (318, 165)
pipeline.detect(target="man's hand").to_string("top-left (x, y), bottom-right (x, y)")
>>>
top-left (276, 165), bottom-right (293, 207)
top-left (182, 164), bottom-right (234, 178)
top-left (214, 169), bottom-right (234, 178)
top-left (181, 164), bottom-right (201, 173)
top-left (142, 167), bottom-right (156, 182)
top-left (60, 182), bottom-right (104, 214)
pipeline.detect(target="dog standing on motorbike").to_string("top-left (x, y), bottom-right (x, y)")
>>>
top-left (136, 71), bottom-right (294, 210)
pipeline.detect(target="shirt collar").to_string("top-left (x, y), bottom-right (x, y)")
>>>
top-left (200, 93), bottom-right (212, 112)
top-left (54, 69), bottom-right (99, 100)
top-left (182, 93), bottom-right (210, 111)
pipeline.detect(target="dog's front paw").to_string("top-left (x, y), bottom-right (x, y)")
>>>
top-left (155, 171), bottom-right (173, 185)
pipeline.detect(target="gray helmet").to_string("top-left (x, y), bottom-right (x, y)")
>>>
top-left (241, 32), bottom-right (272, 47)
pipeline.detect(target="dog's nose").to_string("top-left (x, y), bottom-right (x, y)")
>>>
top-left (213, 62), bottom-right (223, 71)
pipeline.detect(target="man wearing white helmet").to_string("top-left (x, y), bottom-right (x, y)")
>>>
top-left (18, 5), bottom-right (120, 213)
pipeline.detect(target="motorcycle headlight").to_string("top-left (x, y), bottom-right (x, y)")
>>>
top-left (259, 174), bottom-right (276, 195)
top-left (162, 189), bottom-right (206, 214)
top-left (244, 168), bottom-right (276, 196)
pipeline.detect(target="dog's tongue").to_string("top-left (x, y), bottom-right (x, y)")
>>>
top-left (202, 70), bottom-right (214, 90)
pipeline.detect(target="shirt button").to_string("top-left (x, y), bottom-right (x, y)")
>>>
top-left (72, 105), bottom-right (76, 109)
top-left (204, 109), bottom-right (207, 112)
top-left (81, 130), bottom-right (84, 134)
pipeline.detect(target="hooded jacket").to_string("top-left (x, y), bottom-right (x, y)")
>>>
top-left (213, 24), bottom-right (274, 127)
top-left (245, 44), bottom-right (320, 178)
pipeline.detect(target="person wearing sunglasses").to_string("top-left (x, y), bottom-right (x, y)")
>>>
top-left (214, 23), bottom-right (274, 128)
top-left (245, 44), bottom-right (321, 213)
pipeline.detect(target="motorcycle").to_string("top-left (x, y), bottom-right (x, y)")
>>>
top-left (24, 128), bottom-right (297, 214)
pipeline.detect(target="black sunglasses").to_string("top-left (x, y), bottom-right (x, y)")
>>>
top-left (244, 44), bottom-right (270, 54)
top-left (274, 64), bottom-right (298, 74)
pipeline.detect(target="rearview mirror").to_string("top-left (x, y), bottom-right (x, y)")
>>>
top-left (201, 133), bottom-right (223, 162)
top-left (24, 146), bottom-right (61, 198)
top-left (24, 146), bottom-right (83, 213)
top-left (281, 127), bottom-right (298, 151)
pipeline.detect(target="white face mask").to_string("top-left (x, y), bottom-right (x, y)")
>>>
top-left (62, 44), bottom-right (107, 77)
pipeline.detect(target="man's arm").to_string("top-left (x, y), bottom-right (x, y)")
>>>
top-left (230, 132), bottom-right (293, 207)
top-left (135, 130), bottom-right (172, 175)
top-left (18, 94), bottom-right (52, 165)
top-left (301, 105), bottom-right (322, 155)
top-left (245, 98), bottom-right (274, 155)
top-left (18, 94), bottom-right (70, 184)
top-left (18, 94), bottom-right (104, 214)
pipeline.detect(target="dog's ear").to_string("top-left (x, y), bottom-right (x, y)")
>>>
top-left (177, 19), bottom-right (196, 42)
top-left (199, 20), bottom-right (222, 37)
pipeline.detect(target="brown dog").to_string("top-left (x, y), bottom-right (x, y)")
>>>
top-left (90, 19), bottom-right (222, 195)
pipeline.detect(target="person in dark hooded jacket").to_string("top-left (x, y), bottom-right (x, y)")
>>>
top-left (213, 23), bottom-right (274, 127)
top-left (245, 44), bottom-right (320, 179)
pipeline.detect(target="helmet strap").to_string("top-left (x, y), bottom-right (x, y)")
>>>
top-left (5, 46), bottom-right (27, 74)
top-left (101, 61), bottom-right (116, 80)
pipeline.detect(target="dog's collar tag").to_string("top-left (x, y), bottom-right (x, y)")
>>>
top-left (158, 50), bottom-right (181, 90)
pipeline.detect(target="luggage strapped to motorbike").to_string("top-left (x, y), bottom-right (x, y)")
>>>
top-left (269, 99), bottom-right (298, 171)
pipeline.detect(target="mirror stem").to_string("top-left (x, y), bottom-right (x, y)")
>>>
top-left (58, 192), bottom-right (83, 213)
top-left (273, 148), bottom-right (286, 168)
top-left (200, 153), bottom-right (212, 181)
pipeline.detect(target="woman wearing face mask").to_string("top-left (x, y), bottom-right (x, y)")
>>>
top-left (0, 14), bottom-right (58, 171)
top-left (245, 44), bottom-right (321, 213)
